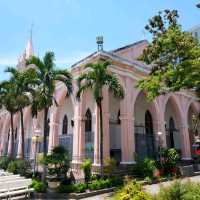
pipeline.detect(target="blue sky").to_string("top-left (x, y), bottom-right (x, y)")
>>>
top-left (0, 0), bottom-right (199, 80)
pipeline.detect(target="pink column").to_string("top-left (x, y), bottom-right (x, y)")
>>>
top-left (120, 78), bottom-right (135, 164)
top-left (72, 95), bottom-right (86, 163)
top-left (0, 114), bottom-right (10, 156)
top-left (17, 108), bottom-right (31, 158)
top-left (8, 114), bottom-right (19, 157)
top-left (48, 106), bottom-right (60, 154)
top-left (93, 105), bottom-right (100, 165)
top-left (179, 122), bottom-right (192, 160)
top-left (102, 87), bottom-right (110, 160)
top-left (17, 126), bottom-right (23, 158)
top-left (155, 96), bottom-right (168, 148)
top-left (72, 104), bottom-right (81, 163)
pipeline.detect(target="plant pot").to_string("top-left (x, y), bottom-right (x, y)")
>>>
top-left (47, 180), bottom-right (60, 189)
top-left (196, 164), bottom-right (200, 171)
top-left (47, 175), bottom-right (61, 189)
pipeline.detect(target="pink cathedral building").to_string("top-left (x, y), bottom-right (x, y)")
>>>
top-left (0, 37), bottom-right (199, 169)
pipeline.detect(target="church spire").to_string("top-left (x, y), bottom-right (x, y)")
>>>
top-left (25, 24), bottom-right (34, 59)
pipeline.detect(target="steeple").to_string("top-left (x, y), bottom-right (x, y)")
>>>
top-left (25, 24), bottom-right (34, 59)
top-left (16, 25), bottom-right (34, 70)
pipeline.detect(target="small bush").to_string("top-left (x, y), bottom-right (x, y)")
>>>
top-left (154, 180), bottom-right (200, 200)
top-left (74, 183), bottom-right (87, 193)
top-left (104, 158), bottom-right (117, 177)
top-left (161, 148), bottom-right (179, 175)
top-left (133, 158), bottom-right (157, 178)
top-left (31, 180), bottom-right (47, 193)
top-left (80, 159), bottom-right (92, 184)
top-left (57, 184), bottom-right (76, 193)
top-left (0, 156), bottom-right (11, 170)
top-left (45, 146), bottom-right (70, 179)
top-left (7, 159), bottom-right (31, 176)
top-left (113, 180), bottom-right (152, 200)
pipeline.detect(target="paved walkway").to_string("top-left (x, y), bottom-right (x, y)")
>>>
top-left (144, 175), bottom-right (200, 195)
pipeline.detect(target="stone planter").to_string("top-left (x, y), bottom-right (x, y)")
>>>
top-left (48, 181), bottom-right (60, 189)
top-left (194, 163), bottom-right (200, 171)
top-left (47, 176), bottom-right (61, 189)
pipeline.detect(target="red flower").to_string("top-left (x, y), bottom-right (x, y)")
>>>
top-left (195, 149), bottom-right (200, 155)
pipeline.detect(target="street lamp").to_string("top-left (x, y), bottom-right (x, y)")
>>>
top-left (197, 3), bottom-right (200, 8)
top-left (157, 131), bottom-right (163, 165)
top-left (32, 130), bottom-right (41, 178)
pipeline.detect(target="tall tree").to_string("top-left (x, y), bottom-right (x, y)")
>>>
top-left (5, 67), bottom-right (37, 159)
top-left (137, 9), bottom-right (200, 100)
top-left (0, 81), bottom-right (18, 158)
top-left (76, 61), bottom-right (124, 176)
top-left (26, 52), bottom-right (72, 181)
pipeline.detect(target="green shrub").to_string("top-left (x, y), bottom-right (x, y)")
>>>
top-left (0, 156), bottom-right (11, 170)
top-left (74, 183), bottom-right (87, 193)
top-left (45, 146), bottom-right (70, 179)
top-left (110, 177), bottom-right (123, 187)
top-left (113, 180), bottom-right (152, 200)
top-left (31, 180), bottom-right (47, 193)
top-left (104, 158), bottom-right (117, 177)
top-left (7, 159), bottom-right (31, 176)
top-left (161, 148), bottom-right (179, 175)
top-left (154, 181), bottom-right (200, 200)
top-left (80, 159), bottom-right (92, 184)
top-left (57, 184), bottom-right (76, 193)
top-left (133, 158), bottom-right (157, 178)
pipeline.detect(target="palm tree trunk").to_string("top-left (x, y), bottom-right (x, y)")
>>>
top-left (20, 109), bottom-right (25, 159)
top-left (98, 98), bottom-right (104, 177)
top-left (42, 107), bottom-right (49, 182)
top-left (10, 112), bottom-right (14, 159)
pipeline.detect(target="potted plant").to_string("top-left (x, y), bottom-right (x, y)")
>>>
top-left (45, 146), bottom-right (70, 189)
top-left (161, 148), bottom-right (179, 176)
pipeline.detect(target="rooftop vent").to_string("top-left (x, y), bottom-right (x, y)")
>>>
top-left (96, 36), bottom-right (103, 51)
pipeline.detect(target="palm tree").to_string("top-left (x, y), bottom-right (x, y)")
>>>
top-left (76, 61), bottom-right (124, 176)
top-left (0, 81), bottom-right (18, 158)
top-left (26, 51), bottom-right (72, 181)
top-left (5, 67), bottom-right (37, 159)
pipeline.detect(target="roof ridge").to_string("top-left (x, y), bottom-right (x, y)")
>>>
top-left (111, 40), bottom-right (148, 53)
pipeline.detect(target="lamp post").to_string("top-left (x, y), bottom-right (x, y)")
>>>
top-left (157, 131), bottom-right (163, 165)
top-left (32, 130), bottom-right (41, 178)
top-left (197, 3), bottom-right (200, 8)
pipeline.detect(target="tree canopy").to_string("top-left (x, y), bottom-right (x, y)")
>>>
top-left (137, 10), bottom-right (200, 100)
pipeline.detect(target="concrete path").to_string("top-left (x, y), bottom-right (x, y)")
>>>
top-left (144, 175), bottom-right (200, 195)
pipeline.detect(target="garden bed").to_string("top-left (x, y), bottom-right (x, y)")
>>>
top-left (68, 187), bottom-right (115, 199)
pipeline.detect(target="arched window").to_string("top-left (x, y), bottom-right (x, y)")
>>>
top-left (145, 110), bottom-right (153, 135)
top-left (85, 109), bottom-right (92, 132)
top-left (169, 117), bottom-right (175, 148)
top-left (62, 115), bottom-right (68, 135)
top-left (145, 110), bottom-right (155, 158)
top-left (15, 127), bottom-right (18, 140)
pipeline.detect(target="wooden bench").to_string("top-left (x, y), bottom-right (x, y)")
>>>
top-left (0, 179), bottom-right (34, 199)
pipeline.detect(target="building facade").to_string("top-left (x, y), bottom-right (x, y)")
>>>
top-left (0, 37), bottom-right (199, 170)
top-left (190, 25), bottom-right (200, 41)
